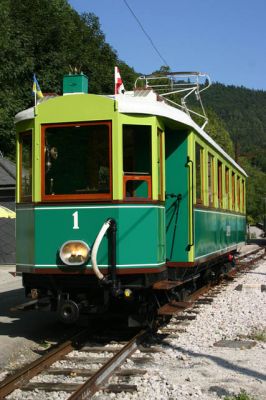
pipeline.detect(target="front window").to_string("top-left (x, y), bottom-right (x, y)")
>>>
top-left (42, 122), bottom-right (111, 200)
top-left (20, 132), bottom-right (32, 202)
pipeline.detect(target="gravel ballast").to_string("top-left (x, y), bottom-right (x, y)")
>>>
top-left (96, 258), bottom-right (266, 400)
top-left (3, 253), bottom-right (266, 400)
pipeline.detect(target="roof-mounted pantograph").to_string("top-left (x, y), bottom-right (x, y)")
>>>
top-left (135, 71), bottom-right (211, 128)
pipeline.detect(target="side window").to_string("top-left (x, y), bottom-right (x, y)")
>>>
top-left (217, 160), bottom-right (223, 208)
top-left (242, 179), bottom-right (245, 213)
top-left (208, 153), bottom-right (214, 206)
top-left (225, 166), bottom-right (229, 209)
top-left (237, 176), bottom-right (241, 211)
top-left (123, 125), bottom-right (152, 199)
top-left (20, 132), bottom-right (32, 202)
top-left (195, 143), bottom-right (203, 204)
top-left (232, 172), bottom-right (235, 210)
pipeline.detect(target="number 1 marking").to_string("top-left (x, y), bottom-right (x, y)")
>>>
top-left (72, 211), bottom-right (79, 230)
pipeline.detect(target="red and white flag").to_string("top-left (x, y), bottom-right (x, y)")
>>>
top-left (114, 66), bottom-right (125, 94)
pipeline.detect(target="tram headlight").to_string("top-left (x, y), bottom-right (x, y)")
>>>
top-left (59, 241), bottom-right (90, 266)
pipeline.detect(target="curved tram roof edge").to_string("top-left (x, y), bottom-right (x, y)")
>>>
top-left (115, 91), bottom-right (247, 177)
top-left (15, 91), bottom-right (247, 177)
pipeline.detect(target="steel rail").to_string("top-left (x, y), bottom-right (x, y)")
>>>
top-left (159, 246), bottom-right (266, 316)
top-left (68, 329), bottom-right (148, 400)
top-left (1, 247), bottom-right (264, 398)
top-left (235, 246), bottom-right (265, 262)
top-left (0, 329), bottom-right (89, 399)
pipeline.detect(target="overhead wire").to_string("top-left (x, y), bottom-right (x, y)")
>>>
top-left (122, 0), bottom-right (170, 69)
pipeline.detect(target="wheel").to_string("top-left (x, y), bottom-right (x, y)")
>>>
top-left (58, 299), bottom-right (80, 325)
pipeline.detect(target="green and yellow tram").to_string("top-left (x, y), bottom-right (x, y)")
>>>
top-left (15, 72), bottom-right (246, 324)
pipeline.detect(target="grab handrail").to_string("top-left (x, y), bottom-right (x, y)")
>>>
top-left (186, 156), bottom-right (194, 250)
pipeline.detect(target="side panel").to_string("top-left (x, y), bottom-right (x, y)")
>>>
top-left (194, 208), bottom-right (246, 259)
top-left (16, 207), bottom-right (35, 265)
top-left (165, 130), bottom-right (189, 262)
top-left (16, 204), bottom-right (165, 271)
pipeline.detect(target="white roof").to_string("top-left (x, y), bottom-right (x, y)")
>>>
top-left (15, 107), bottom-right (34, 123)
top-left (114, 90), bottom-right (247, 176)
top-left (15, 91), bottom-right (247, 177)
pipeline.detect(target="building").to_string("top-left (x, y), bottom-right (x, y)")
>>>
top-left (0, 155), bottom-right (15, 264)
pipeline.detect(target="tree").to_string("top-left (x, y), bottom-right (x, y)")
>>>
top-left (0, 0), bottom-right (136, 158)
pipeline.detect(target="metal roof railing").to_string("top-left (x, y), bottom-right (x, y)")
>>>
top-left (134, 71), bottom-right (211, 128)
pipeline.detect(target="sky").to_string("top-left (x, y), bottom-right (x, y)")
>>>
top-left (68, 0), bottom-right (266, 91)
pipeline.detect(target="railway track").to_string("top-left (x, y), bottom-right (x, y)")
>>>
top-left (0, 326), bottom-right (160, 399)
top-left (1, 246), bottom-right (265, 399)
top-left (156, 245), bottom-right (265, 336)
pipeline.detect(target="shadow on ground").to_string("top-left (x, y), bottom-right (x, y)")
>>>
top-left (0, 286), bottom-right (79, 345)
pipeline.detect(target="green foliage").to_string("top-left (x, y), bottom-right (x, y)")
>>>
top-left (224, 389), bottom-right (256, 400)
top-left (0, 2), bottom-right (265, 222)
top-left (0, 0), bottom-right (136, 157)
top-left (237, 157), bottom-right (266, 223)
top-left (248, 329), bottom-right (266, 342)
top-left (200, 108), bottom-right (234, 157)
top-left (200, 83), bottom-right (266, 223)
top-left (203, 83), bottom-right (266, 174)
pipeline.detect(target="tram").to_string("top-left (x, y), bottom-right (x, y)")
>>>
top-left (15, 71), bottom-right (246, 325)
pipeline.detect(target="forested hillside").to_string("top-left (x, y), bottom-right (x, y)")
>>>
top-left (204, 84), bottom-right (266, 173)
top-left (0, 0), bottom-right (265, 222)
top-left (0, 0), bottom-right (137, 157)
top-left (203, 84), bottom-right (266, 223)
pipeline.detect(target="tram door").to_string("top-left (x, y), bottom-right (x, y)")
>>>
top-left (164, 129), bottom-right (189, 263)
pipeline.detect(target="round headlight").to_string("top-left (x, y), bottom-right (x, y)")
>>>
top-left (59, 241), bottom-right (90, 266)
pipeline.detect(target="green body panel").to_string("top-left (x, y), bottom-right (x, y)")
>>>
top-left (16, 204), bottom-right (166, 269)
top-left (16, 207), bottom-right (35, 265)
top-left (165, 130), bottom-right (189, 262)
top-left (194, 208), bottom-right (246, 259)
top-left (15, 93), bottom-right (247, 274)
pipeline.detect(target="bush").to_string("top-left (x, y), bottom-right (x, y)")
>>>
top-left (224, 390), bottom-right (256, 400)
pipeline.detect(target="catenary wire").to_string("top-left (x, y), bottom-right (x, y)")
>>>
top-left (122, 0), bottom-right (170, 69)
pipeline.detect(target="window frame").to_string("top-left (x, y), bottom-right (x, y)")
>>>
top-left (237, 175), bottom-right (241, 211)
top-left (242, 179), bottom-right (245, 213)
top-left (195, 142), bottom-right (204, 204)
top-left (19, 130), bottom-right (33, 203)
top-left (225, 166), bottom-right (229, 208)
top-left (217, 160), bottom-right (223, 209)
top-left (232, 171), bottom-right (236, 210)
top-left (122, 124), bottom-right (152, 201)
top-left (208, 152), bottom-right (214, 207)
top-left (41, 121), bottom-right (112, 202)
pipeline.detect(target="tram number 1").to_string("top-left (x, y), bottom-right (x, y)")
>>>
top-left (72, 211), bottom-right (79, 230)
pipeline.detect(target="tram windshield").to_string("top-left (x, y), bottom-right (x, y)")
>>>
top-left (43, 122), bottom-right (111, 199)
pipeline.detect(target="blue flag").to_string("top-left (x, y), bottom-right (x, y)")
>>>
top-left (32, 74), bottom-right (43, 99)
